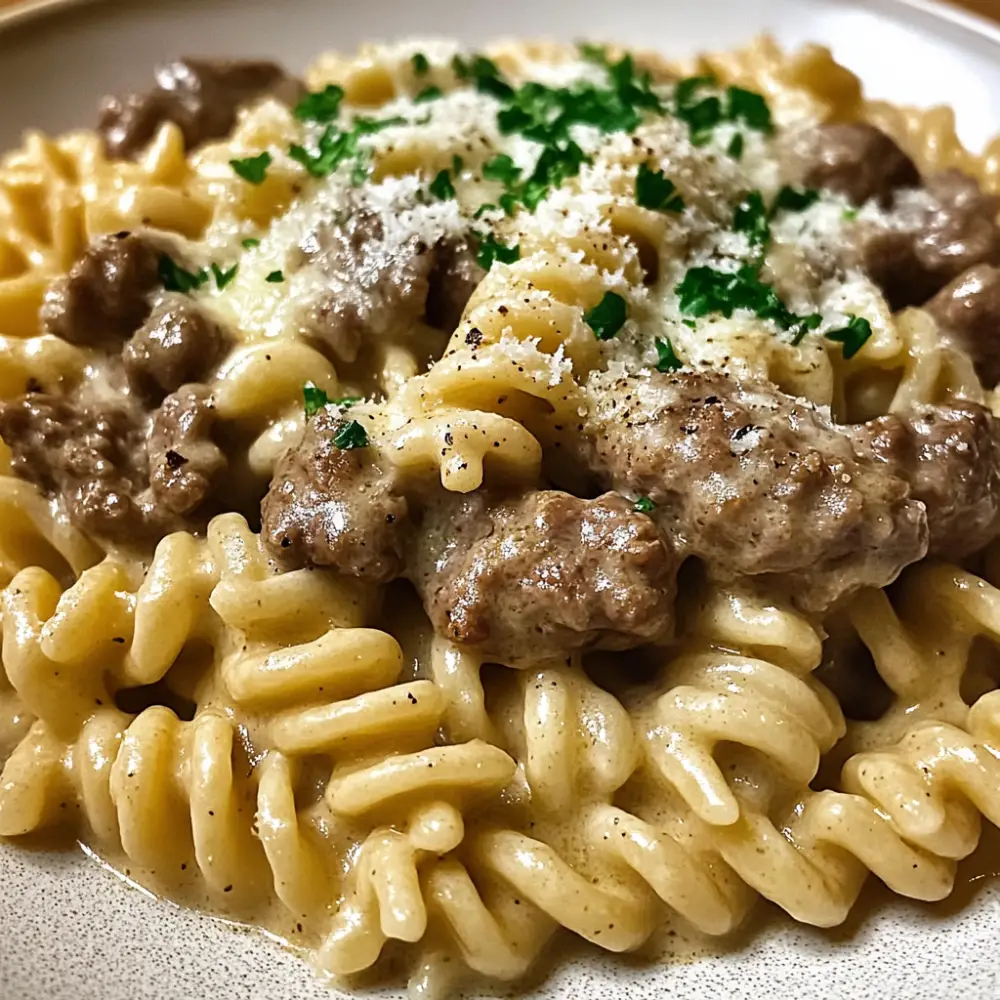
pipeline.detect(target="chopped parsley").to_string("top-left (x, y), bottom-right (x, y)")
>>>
top-left (843, 207), bottom-right (859, 221)
top-left (727, 132), bottom-right (744, 160)
top-left (429, 168), bottom-right (456, 201)
top-left (584, 291), bottom-right (627, 341)
top-left (483, 153), bottom-right (522, 185)
top-left (476, 233), bottom-right (521, 270)
top-left (636, 164), bottom-right (685, 213)
top-left (733, 190), bottom-right (770, 247)
top-left (303, 382), bottom-right (329, 417)
top-left (415, 86), bottom-right (443, 103)
top-left (412, 52), bottom-right (430, 76)
top-left (633, 496), bottom-right (657, 514)
top-left (772, 185), bottom-right (820, 215)
top-left (288, 115), bottom-right (405, 178)
top-left (294, 84), bottom-right (345, 123)
top-left (654, 336), bottom-right (683, 372)
top-left (676, 264), bottom-right (819, 338)
top-left (158, 254), bottom-right (208, 294)
top-left (727, 87), bottom-right (773, 134)
top-left (333, 395), bottom-right (362, 407)
top-left (229, 151), bottom-right (272, 185)
top-left (673, 76), bottom-right (772, 145)
top-left (452, 155), bottom-right (464, 173)
top-left (211, 262), bottom-right (238, 289)
top-left (241, 238), bottom-right (261, 249)
top-left (825, 315), bottom-right (873, 359)
top-left (333, 419), bottom-right (369, 450)
top-left (451, 54), bottom-right (515, 100)
top-left (579, 42), bottom-right (608, 64)
top-left (265, 270), bottom-right (284, 283)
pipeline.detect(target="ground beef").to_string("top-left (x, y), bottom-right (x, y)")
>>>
top-left (411, 490), bottom-right (677, 665)
top-left (0, 393), bottom-right (150, 541)
top-left (852, 402), bottom-right (1000, 558)
top-left (859, 170), bottom-right (1000, 310)
top-left (785, 123), bottom-right (919, 206)
top-left (0, 386), bottom-right (222, 543)
top-left (298, 210), bottom-right (485, 360)
top-left (98, 58), bottom-right (303, 159)
top-left (925, 264), bottom-right (1000, 387)
top-left (582, 370), bottom-right (928, 612)
top-left (147, 385), bottom-right (226, 517)
top-left (297, 208), bottom-right (436, 363)
top-left (425, 237), bottom-right (486, 332)
top-left (261, 408), bottom-right (408, 581)
top-left (40, 231), bottom-right (163, 346)
top-left (123, 294), bottom-right (229, 399)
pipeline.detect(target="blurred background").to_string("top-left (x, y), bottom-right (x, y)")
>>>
top-left (0, 0), bottom-right (997, 15)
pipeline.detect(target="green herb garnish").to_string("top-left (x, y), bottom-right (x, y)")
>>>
top-left (733, 190), bottom-right (770, 247)
top-left (333, 419), bottom-right (369, 450)
top-left (579, 42), bottom-right (608, 64)
top-left (303, 382), bottom-right (329, 417)
top-left (452, 155), bottom-right (464, 173)
top-left (241, 238), bottom-right (261, 249)
top-left (676, 264), bottom-right (818, 339)
top-left (727, 132), bottom-right (744, 160)
top-left (158, 254), bottom-right (209, 294)
top-left (230, 151), bottom-right (272, 185)
top-left (825, 315), bottom-right (872, 359)
top-left (211, 262), bottom-right (238, 290)
top-left (636, 164), bottom-right (684, 213)
top-left (655, 336), bottom-right (683, 372)
top-left (584, 291), bottom-right (628, 341)
top-left (265, 270), bottom-right (284, 283)
top-left (843, 207), bottom-right (859, 221)
top-left (727, 86), bottom-right (773, 133)
top-left (415, 86), bottom-right (444, 103)
top-left (333, 396), bottom-right (362, 408)
top-left (288, 115), bottom-right (405, 178)
top-left (633, 496), bottom-right (657, 513)
top-left (294, 84), bottom-right (345, 123)
top-left (412, 52), bottom-right (430, 76)
top-left (476, 233), bottom-right (521, 270)
top-left (673, 76), bottom-right (772, 145)
top-left (483, 153), bottom-right (522, 185)
top-left (429, 168), bottom-right (456, 200)
top-left (772, 185), bottom-right (820, 215)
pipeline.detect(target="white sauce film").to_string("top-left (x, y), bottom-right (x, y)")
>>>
top-left (0, 34), bottom-right (999, 1000)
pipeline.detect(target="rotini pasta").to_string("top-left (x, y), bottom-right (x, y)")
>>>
top-left (2, 30), bottom-right (1000, 1000)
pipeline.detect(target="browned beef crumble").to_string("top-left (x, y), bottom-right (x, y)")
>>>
top-left (581, 369), bottom-right (929, 612)
top-left (98, 59), bottom-right (303, 159)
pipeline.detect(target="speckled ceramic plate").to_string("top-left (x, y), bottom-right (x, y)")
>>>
top-left (2, 1), bottom-right (1000, 997)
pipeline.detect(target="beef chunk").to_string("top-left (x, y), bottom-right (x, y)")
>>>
top-left (0, 385), bottom-right (223, 543)
top-left (425, 237), bottom-right (486, 332)
top-left (261, 408), bottom-right (408, 581)
top-left (148, 385), bottom-right (226, 516)
top-left (0, 393), bottom-right (150, 541)
top-left (853, 402), bottom-right (1000, 558)
top-left (298, 211), bottom-right (485, 360)
top-left (298, 209), bottom-right (436, 363)
top-left (583, 370), bottom-right (928, 612)
top-left (41, 232), bottom-right (162, 346)
top-left (859, 170), bottom-right (1000, 310)
top-left (786, 124), bottom-right (919, 206)
top-left (98, 59), bottom-right (303, 159)
top-left (925, 265), bottom-right (1000, 387)
top-left (412, 490), bottom-right (677, 665)
top-left (123, 294), bottom-right (229, 398)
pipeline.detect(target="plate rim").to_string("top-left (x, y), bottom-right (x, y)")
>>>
top-left (2, 0), bottom-right (1000, 49)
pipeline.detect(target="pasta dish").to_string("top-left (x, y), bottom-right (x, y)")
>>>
top-left (2, 34), bottom-right (1000, 997)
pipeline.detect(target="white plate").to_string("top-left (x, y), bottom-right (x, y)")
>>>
top-left (1, 1), bottom-right (1000, 998)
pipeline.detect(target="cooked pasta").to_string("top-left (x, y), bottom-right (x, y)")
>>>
top-left (1, 31), bottom-right (1000, 1000)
